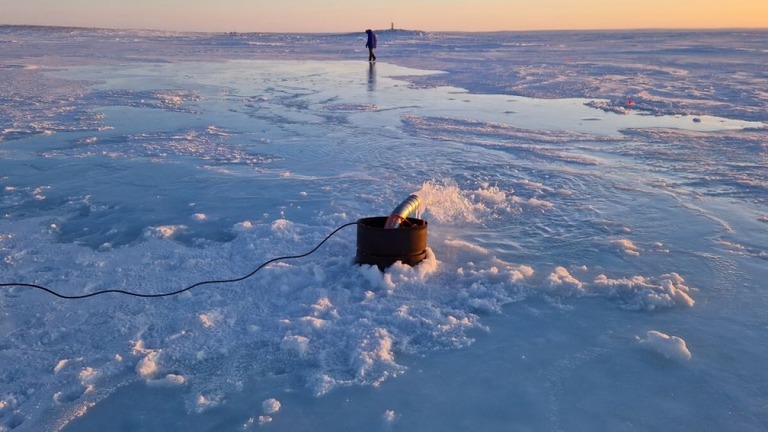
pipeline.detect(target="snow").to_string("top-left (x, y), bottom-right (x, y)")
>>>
top-left (638, 330), bottom-right (692, 361)
top-left (1, 26), bottom-right (768, 431)
top-left (261, 398), bottom-right (281, 414)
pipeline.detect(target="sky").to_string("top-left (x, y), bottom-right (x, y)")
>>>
top-left (0, 0), bottom-right (766, 33)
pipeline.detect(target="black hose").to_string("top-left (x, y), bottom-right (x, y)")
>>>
top-left (0, 222), bottom-right (358, 300)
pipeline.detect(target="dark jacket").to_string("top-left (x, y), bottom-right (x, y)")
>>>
top-left (365, 30), bottom-right (377, 49)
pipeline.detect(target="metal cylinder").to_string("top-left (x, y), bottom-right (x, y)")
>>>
top-left (384, 194), bottom-right (423, 229)
top-left (356, 216), bottom-right (428, 270)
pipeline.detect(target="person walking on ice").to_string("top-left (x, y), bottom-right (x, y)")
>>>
top-left (365, 29), bottom-right (377, 62)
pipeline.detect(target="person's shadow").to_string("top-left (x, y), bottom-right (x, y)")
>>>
top-left (367, 62), bottom-right (376, 92)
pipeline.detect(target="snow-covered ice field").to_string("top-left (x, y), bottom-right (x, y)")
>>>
top-left (1, 26), bottom-right (767, 431)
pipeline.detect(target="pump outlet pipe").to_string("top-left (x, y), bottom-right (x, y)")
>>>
top-left (384, 194), bottom-right (423, 229)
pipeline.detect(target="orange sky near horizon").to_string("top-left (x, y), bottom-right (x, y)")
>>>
top-left (1, 0), bottom-right (766, 32)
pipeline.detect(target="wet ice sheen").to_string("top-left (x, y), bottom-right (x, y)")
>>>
top-left (1, 27), bottom-right (767, 432)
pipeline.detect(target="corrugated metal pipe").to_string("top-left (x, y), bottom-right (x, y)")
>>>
top-left (384, 194), bottom-right (423, 229)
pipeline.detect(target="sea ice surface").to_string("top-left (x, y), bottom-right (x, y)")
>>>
top-left (1, 26), bottom-right (767, 431)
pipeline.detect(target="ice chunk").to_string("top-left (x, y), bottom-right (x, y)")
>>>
top-left (639, 330), bottom-right (692, 361)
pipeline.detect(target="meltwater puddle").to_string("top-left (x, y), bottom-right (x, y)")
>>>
top-left (47, 60), bottom-right (764, 141)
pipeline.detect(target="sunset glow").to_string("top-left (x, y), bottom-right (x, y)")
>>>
top-left (2, 0), bottom-right (766, 32)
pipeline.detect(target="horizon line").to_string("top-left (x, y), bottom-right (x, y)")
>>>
top-left (2, 23), bottom-right (767, 35)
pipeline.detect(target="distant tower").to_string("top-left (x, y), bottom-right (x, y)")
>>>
top-left (391, 22), bottom-right (394, 30)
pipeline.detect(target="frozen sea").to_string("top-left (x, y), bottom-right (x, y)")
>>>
top-left (1, 26), bottom-right (767, 431)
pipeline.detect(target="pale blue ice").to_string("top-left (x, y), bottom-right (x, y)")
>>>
top-left (1, 27), bottom-right (767, 431)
